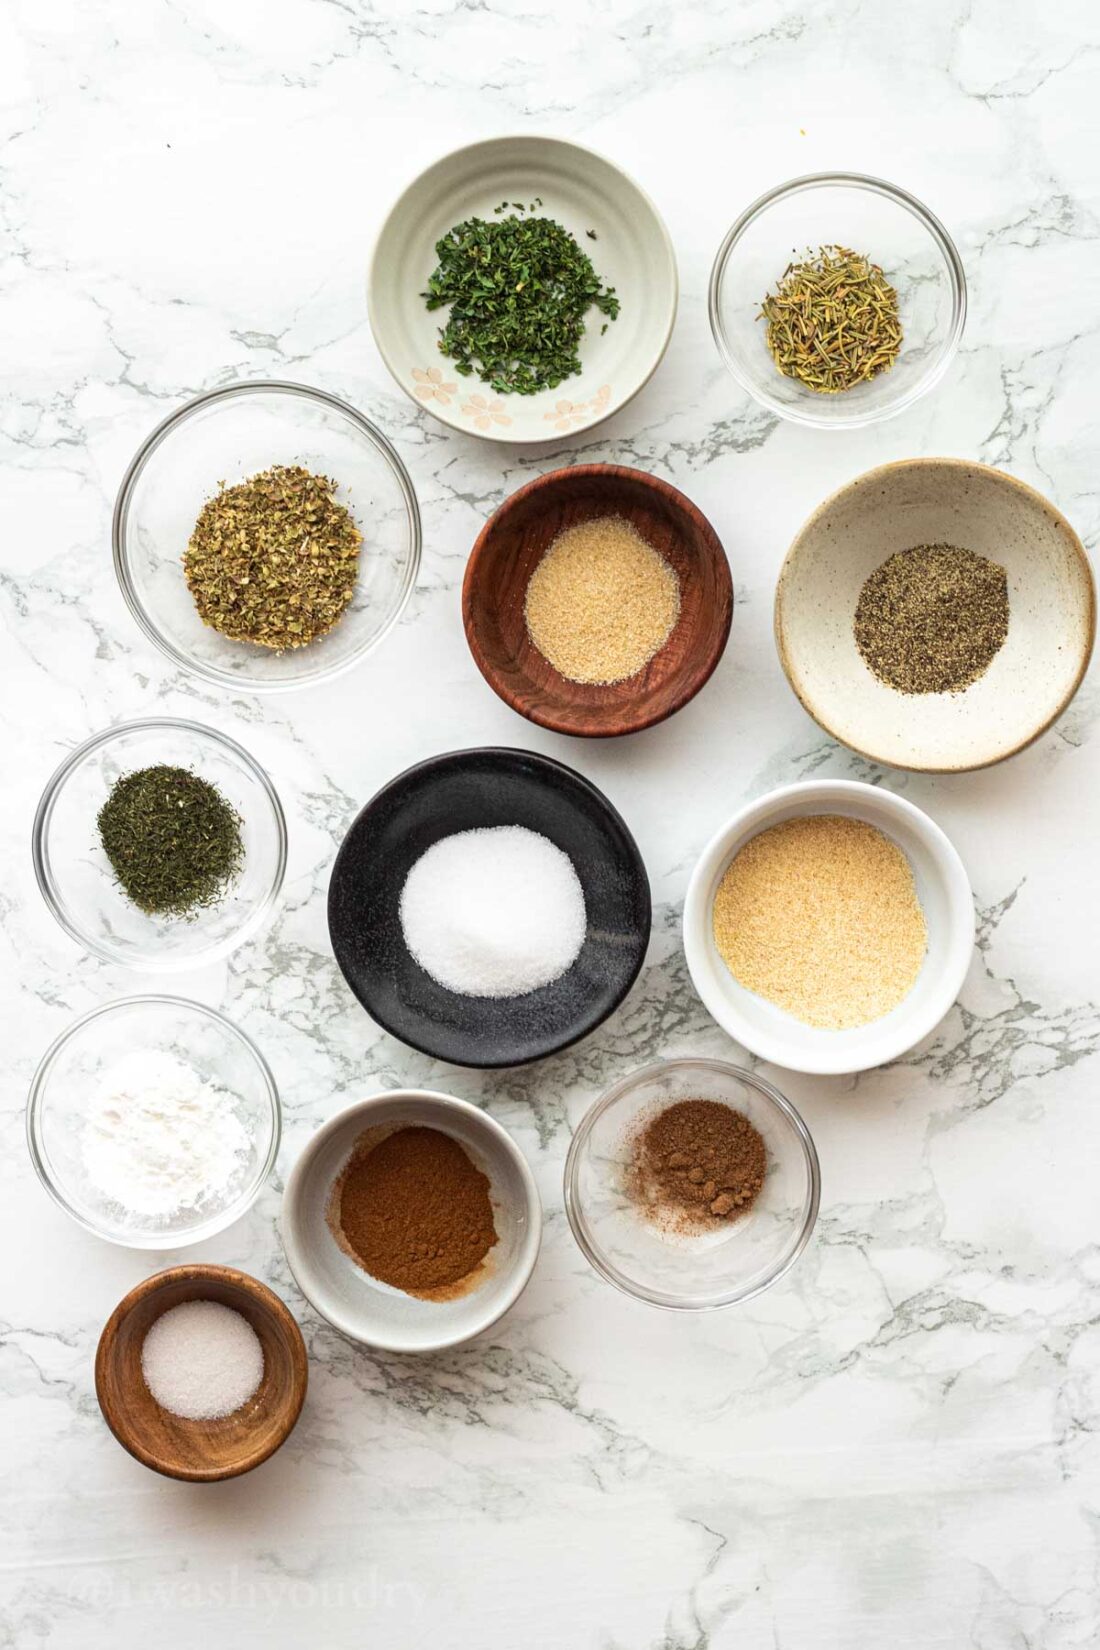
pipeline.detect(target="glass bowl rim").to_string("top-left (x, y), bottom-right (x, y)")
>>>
top-left (562, 1055), bottom-right (821, 1311)
top-left (112, 377), bottom-right (423, 692)
top-left (26, 993), bottom-right (282, 1250)
top-left (707, 170), bottom-right (968, 430)
top-left (31, 715), bottom-right (288, 970)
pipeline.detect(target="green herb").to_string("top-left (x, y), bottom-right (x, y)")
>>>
top-left (853, 543), bottom-right (1010, 694)
top-left (421, 213), bottom-right (620, 395)
top-left (184, 464), bottom-right (362, 650)
top-left (759, 244), bottom-right (902, 394)
top-left (97, 765), bottom-right (244, 918)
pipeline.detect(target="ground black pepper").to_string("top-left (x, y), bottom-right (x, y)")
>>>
top-left (853, 542), bottom-right (1009, 694)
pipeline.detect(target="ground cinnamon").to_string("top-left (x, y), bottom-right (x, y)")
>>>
top-left (331, 1126), bottom-right (498, 1298)
top-left (628, 1099), bottom-right (767, 1231)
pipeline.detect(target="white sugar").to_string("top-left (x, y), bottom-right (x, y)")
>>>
top-left (141, 1299), bottom-right (265, 1421)
top-left (399, 825), bottom-right (586, 998)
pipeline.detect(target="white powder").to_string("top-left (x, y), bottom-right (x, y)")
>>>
top-left (141, 1300), bottom-right (265, 1420)
top-left (82, 1049), bottom-right (253, 1219)
top-left (399, 825), bottom-right (587, 998)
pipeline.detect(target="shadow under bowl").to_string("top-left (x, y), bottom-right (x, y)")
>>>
top-left (462, 464), bottom-right (733, 737)
top-left (95, 1265), bottom-right (307, 1481)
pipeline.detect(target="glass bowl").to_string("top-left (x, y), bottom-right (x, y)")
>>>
top-left (27, 996), bottom-right (281, 1248)
top-left (563, 1057), bottom-right (820, 1310)
top-left (709, 173), bottom-right (966, 429)
top-left (114, 380), bottom-right (421, 691)
top-left (32, 717), bottom-right (287, 970)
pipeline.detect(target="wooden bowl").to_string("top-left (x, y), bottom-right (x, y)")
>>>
top-left (95, 1264), bottom-right (308, 1481)
top-left (462, 465), bottom-right (733, 736)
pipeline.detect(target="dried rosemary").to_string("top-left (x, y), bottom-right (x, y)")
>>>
top-left (854, 543), bottom-right (1010, 694)
top-left (184, 465), bottom-right (362, 650)
top-left (421, 207), bottom-right (620, 395)
top-left (759, 245), bottom-right (902, 394)
top-left (97, 765), bottom-right (243, 918)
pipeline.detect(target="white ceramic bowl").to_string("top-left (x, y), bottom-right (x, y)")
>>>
top-left (281, 1093), bottom-right (541, 1352)
top-left (709, 173), bottom-right (965, 429)
top-left (683, 781), bottom-right (974, 1075)
top-left (775, 459), bottom-right (1096, 771)
top-left (114, 381), bottom-right (421, 692)
top-left (27, 996), bottom-right (281, 1248)
top-left (368, 135), bottom-right (677, 444)
top-left (32, 717), bottom-right (286, 970)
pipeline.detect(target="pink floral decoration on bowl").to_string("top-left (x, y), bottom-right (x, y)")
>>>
top-left (461, 394), bottom-right (512, 432)
top-left (412, 367), bottom-right (457, 406)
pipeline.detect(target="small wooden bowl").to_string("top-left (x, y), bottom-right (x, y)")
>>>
top-left (95, 1264), bottom-right (308, 1482)
top-left (462, 465), bottom-right (733, 737)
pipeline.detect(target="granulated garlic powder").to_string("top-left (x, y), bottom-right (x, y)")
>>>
top-left (524, 515), bottom-right (680, 685)
top-left (712, 814), bottom-right (927, 1030)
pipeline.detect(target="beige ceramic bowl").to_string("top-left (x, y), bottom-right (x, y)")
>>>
top-left (775, 459), bottom-right (1095, 772)
top-left (368, 135), bottom-right (677, 444)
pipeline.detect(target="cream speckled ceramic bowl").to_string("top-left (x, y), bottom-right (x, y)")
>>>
top-left (775, 459), bottom-right (1095, 772)
top-left (368, 136), bottom-right (677, 444)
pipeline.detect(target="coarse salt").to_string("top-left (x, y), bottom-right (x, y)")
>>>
top-left (141, 1299), bottom-right (265, 1421)
top-left (399, 825), bottom-right (586, 998)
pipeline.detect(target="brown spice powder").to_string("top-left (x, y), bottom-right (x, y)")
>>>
top-left (628, 1099), bottom-right (767, 1232)
top-left (329, 1126), bottom-right (498, 1300)
top-left (524, 515), bottom-right (680, 685)
top-left (712, 815), bottom-right (927, 1030)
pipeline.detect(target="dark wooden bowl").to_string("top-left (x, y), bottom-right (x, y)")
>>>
top-left (95, 1264), bottom-right (308, 1482)
top-left (462, 464), bottom-right (733, 737)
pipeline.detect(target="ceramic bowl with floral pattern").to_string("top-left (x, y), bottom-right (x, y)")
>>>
top-left (369, 136), bottom-right (677, 445)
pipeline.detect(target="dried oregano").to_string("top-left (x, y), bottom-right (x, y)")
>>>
top-left (421, 208), bottom-right (620, 396)
top-left (184, 464), bottom-right (362, 650)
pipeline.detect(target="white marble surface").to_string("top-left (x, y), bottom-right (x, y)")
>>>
top-left (3, 1), bottom-right (1099, 1644)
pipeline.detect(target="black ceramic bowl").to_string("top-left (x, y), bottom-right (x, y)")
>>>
top-left (328, 747), bottom-right (651, 1067)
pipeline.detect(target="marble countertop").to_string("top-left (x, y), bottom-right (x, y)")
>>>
top-left (3, 1), bottom-right (1099, 1645)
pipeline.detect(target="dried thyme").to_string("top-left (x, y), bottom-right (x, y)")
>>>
top-left (184, 464), bottom-right (362, 650)
top-left (97, 765), bottom-right (243, 918)
top-left (421, 208), bottom-right (620, 395)
top-left (759, 245), bottom-right (902, 394)
top-left (854, 543), bottom-right (1010, 694)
